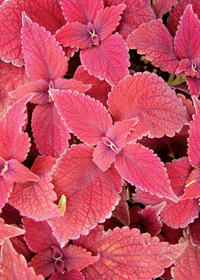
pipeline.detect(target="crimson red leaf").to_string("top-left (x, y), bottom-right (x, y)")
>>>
top-left (0, 0), bottom-right (66, 66)
top-left (108, 72), bottom-right (190, 139)
top-left (23, 218), bottom-right (60, 253)
top-left (104, 0), bottom-right (156, 39)
top-left (0, 218), bottom-right (25, 245)
top-left (115, 143), bottom-right (179, 202)
top-left (126, 19), bottom-right (179, 73)
top-left (73, 65), bottom-right (111, 108)
top-left (186, 76), bottom-right (200, 96)
top-left (188, 96), bottom-right (200, 167)
top-left (0, 239), bottom-right (44, 280)
top-left (171, 232), bottom-right (200, 280)
top-left (50, 89), bottom-right (112, 145)
top-left (74, 225), bottom-right (187, 280)
top-left (8, 172), bottom-right (61, 221)
top-left (0, 61), bottom-right (29, 118)
top-left (0, 94), bottom-right (33, 161)
top-left (53, 77), bottom-right (92, 93)
top-left (60, 0), bottom-right (103, 24)
top-left (80, 33), bottom-right (130, 85)
top-left (32, 103), bottom-right (70, 158)
top-left (22, 13), bottom-right (68, 82)
top-left (174, 4), bottom-right (200, 61)
top-left (49, 144), bottom-right (122, 245)
top-left (188, 217), bottom-right (200, 246)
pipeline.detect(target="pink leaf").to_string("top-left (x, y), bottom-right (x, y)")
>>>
top-left (167, 0), bottom-right (200, 37)
top-left (60, 0), bottom-right (103, 24)
top-left (49, 144), bottom-right (122, 245)
top-left (180, 168), bottom-right (200, 200)
top-left (108, 73), bottom-right (190, 139)
top-left (22, 13), bottom-right (68, 82)
top-left (53, 77), bottom-right (92, 92)
top-left (174, 4), bottom-right (200, 61)
top-left (50, 270), bottom-right (84, 280)
top-left (9, 80), bottom-right (49, 104)
top-left (3, 159), bottom-right (39, 182)
top-left (188, 217), bottom-right (200, 246)
top-left (80, 33), bottom-right (130, 85)
top-left (153, 0), bottom-right (177, 18)
top-left (74, 225), bottom-right (187, 280)
top-left (30, 155), bottom-right (56, 178)
top-left (55, 22), bottom-right (93, 49)
top-left (62, 244), bottom-right (100, 271)
top-left (186, 76), bottom-right (200, 96)
top-left (0, 94), bottom-right (33, 161)
top-left (171, 232), bottom-right (200, 280)
top-left (0, 0), bottom-right (66, 66)
top-left (0, 61), bottom-right (29, 118)
top-left (0, 239), bottom-right (44, 280)
top-left (104, 0), bottom-right (156, 39)
top-left (126, 19), bottom-right (179, 73)
top-left (32, 103), bottom-right (70, 158)
top-left (73, 65), bottom-right (111, 108)
top-left (94, 4), bottom-right (126, 41)
top-left (50, 89), bottom-right (112, 145)
top-left (8, 172), bottom-right (61, 221)
top-left (23, 218), bottom-right (60, 253)
top-left (188, 96), bottom-right (200, 167)
top-left (115, 143), bottom-right (179, 202)
top-left (0, 178), bottom-right (13, 211)
top-left (0, 218), bottom-right (25, 245)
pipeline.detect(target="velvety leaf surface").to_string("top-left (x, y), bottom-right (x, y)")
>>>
top-left (0, 61), bottom-right (29, 118)
top-left (22, 14), bottom-right (68, 82)
top-left (55, 22), bottom-right (93, 49)
top-left (94, 4), bottom-right (126, 41)
top-left (50, 89), bottom-right (112, 145)
top-left (108, 73), bottom-right (190, 139)
top-left (188, 96), bottom-right (200, 167)
top-left (153, 0), bottom-right (177, 18)
top-left (0, 178), bottom-right (13, 210)
top-left (112, 185), bottom-right (130, 226)
top-left (23, 218), bottom-right (60, 253)
top-left (115, 143), bottom-right (179, 202)
top-left (9, 80), bottom-right (49, 104)
top-left (167, 0), bottom-right (200, 37)
top-left (126, 19), bottom-right (179, 73)
top-left (0, 239), bottom-right (44, 280)
top-left (74, 225), bottom-right (187, 280)
top-left (171, 232), bottom-right (200, 280)
top-left (188, 217), bottom-right (200, 246)
top-left (60, 0), bottom-right (103, 24)
top-left (104, 0), bottom-right (156, 39)
top-left (73, 65), bottom-right (111, 108)
top-left (53, 77), bottom-right (92, 93)
top-left (3, 159), bottom-right (39, 183)
top-left (80, 33), bottom-right (130, 86)
top-left (186, 75), bottom-right (200, 96)
top-left (180, 168), bottom-right (200, 199)
top-left (61, 244), bottom-right (100, 272)
top-left (174, 4), bottom-right (200, 61)
top-left (0, 94), bottom-right (32, 161)
top-left (30, 155), bottom-right (56, 178)
top-left (0, 0), bottom-right (66, 66)
top-left (50, 270), bottom-right (84, 280)
top-left (8, 172), bottom-right (61, 221)
top-left (0, 218), bottom-right (25, 245)
top-left (32, 102), bottom-right (70, 158)
top-left (49, 144), bottom-right (122, 245)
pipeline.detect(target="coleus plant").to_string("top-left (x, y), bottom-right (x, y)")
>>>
top-left (0, 0), bottom-right (200, 279)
